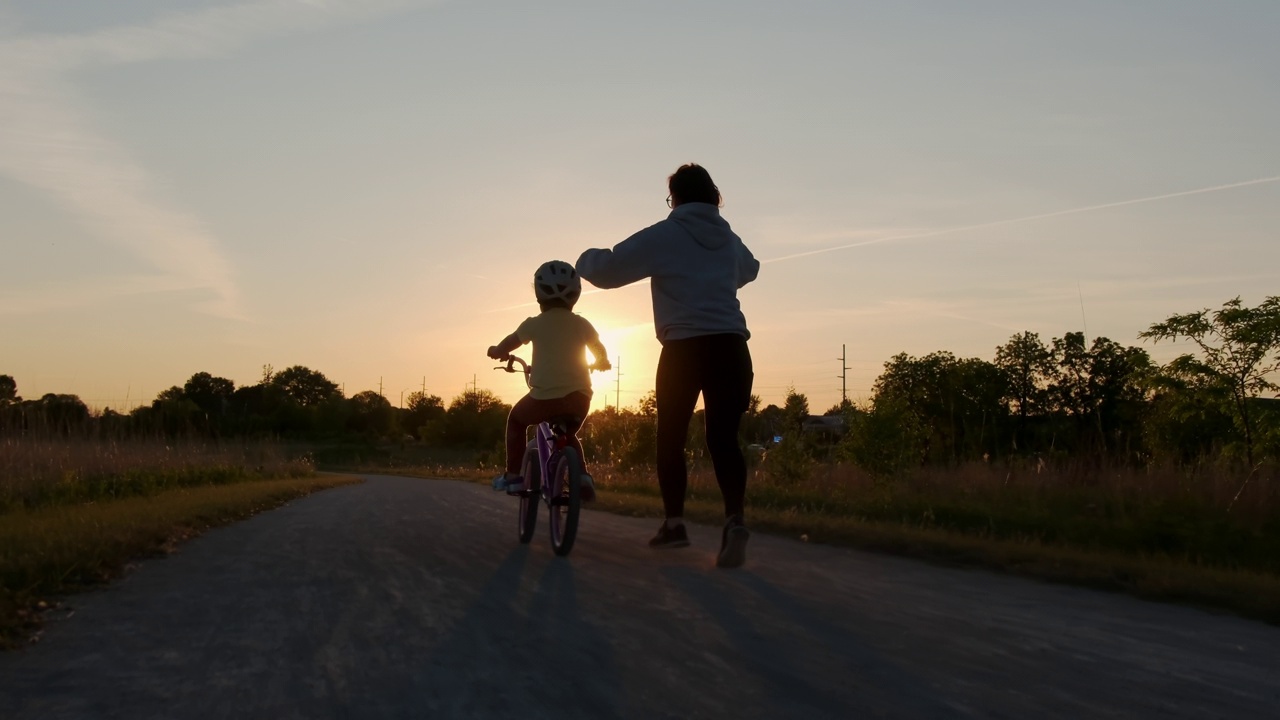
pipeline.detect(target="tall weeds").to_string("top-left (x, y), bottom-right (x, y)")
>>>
top-left (0, 437), bottom-right (314, 513)
top-left (589, 457), bottom-right (1279, 573)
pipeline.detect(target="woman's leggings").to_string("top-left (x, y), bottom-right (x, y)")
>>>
top-left (655, 333), bottom-right (754, 520)
top-left (505, 391), bottom-right (592, 475)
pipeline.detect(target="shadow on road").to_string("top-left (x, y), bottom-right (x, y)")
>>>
top-left (416, 546), bottom-right (624, 719)
top-left (660, 566), bottom-right (960, 717)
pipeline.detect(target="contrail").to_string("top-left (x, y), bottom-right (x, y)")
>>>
top-left (485, 174), bottom-right (1280, 314)
top-left (764, 175), bottom-right (1280, 264)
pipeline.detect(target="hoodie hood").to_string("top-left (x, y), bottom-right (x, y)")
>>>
top-left (669, 202), bottom-right (736, 250)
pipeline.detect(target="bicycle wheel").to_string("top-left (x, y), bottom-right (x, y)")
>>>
top-left (517, 446), bottom-right (540, 544)
top-left (547, 446), bottom-right (583, 556)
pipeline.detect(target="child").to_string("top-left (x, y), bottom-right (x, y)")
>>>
top-left (487, 260), bottom-right (610, 499)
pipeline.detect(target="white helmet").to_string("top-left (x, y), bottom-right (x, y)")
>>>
top-left (534, 260), bottom-right (581, 306)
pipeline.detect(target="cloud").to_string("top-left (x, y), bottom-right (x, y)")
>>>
top-left (763, 176), bottom-right (1280, 265)
top-left (0, 0), bottom-right (435, 318)
top-left (0, 71), bottom-right (245, 317)
top-left (5, 0), bottom-right (426, 71)
top-left (0, 273), bottom-right (199, 317)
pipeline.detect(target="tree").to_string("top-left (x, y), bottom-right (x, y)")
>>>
top-left (782, 387), bottom-right (809, 433)
top-left (994, 331), bottom-right (1053, 449)
top-left (1143, 355), bottom-right (1236, 463)
top-left (271, 366), bottom-right (341, 407)
top-left (404, 391), bottom-right (445, 439)
top-left (348, 390), bottom-right (396, 437)
top-left (27, 393), bottom-right (90, 435)
top-left (0, 375), bottom-right (17, 404)
top-left (438, 389), bottom-right (510, 449)
top-left (1140, 296), bottom-right (1280, 465)
top-left (183, 372), bottom-right (235, 417)
top-left (1046, 333), bottom-right (1151, 456)
top-left (638, 390), bottom-right (657, 418)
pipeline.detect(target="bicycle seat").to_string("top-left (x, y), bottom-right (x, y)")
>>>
top-left (547, 414), bottom-right (582, 435)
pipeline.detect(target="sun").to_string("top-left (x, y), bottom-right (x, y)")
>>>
top-left (586, 319), bottom-right (659, 412)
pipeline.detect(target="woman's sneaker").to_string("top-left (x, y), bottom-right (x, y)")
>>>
top-left (716, 516), bottom-right (750, 568)
top-left (491, 473), bottom-right (524, 492)
top-left (579, 473), bottom-right (596, 502)
top-left (648, 522), bottom-right (690, 548)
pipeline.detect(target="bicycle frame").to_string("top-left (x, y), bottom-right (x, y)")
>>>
top-left (531, 420), bottom-right (568, 506)
top-left (496, 354), bottom-right (589, 555)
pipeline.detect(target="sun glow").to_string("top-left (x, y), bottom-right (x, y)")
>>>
top-left (587, 320), bottom-right (659, 412)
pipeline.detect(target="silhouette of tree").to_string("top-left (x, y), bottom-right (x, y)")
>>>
top-left (0, 375), bottom-right (17, 404)
top-left (270, 366), bottom-right (341, 407)
top-left (404, 391), bottom-right (445, 439)
top-left (994, 331), bottom-right (1053, 450)
top-left (348, 390), bottom-right (395, 437)
top-left (1141, 295), bottom-right (1280, 465)
top-left (183, 372), bottom-right (235, 417)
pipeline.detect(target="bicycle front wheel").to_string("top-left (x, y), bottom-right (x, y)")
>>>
top-left (517, 445), bottom-right (540, 544)
top-left (547, 447), bottom-right (583, 556)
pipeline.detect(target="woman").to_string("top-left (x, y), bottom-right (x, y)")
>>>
top-left (576, 163), bottom-right (758, 568)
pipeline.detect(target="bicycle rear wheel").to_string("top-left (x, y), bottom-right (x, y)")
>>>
top-left (547, 446), bottom-right (583, 556)
top-left (517, 446), bottom-right (540, 544)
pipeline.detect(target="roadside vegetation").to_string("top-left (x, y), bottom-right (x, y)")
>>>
top-left (3, 294), bottom-right (1278, 624)
top-left (0, 436), bottom-right (356, 648)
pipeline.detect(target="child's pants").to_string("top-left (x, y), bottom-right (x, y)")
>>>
top-left (505, 391), bottom-right (592, 475)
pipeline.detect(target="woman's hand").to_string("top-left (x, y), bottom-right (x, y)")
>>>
top-left (487, 345), bottom-right (509, 361)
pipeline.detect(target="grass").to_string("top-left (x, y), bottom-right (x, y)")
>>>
top-left (0, 438), bottom-right (316, 512)
top-left (0, 436), bottom-right (360, 649)
top-left (0, 474), bottom-right (361, 649)
top-left (337, 445), bottom-right (1280, 624)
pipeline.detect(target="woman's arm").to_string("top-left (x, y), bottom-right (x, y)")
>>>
top-left (576, 226), bottom-right (659, 289)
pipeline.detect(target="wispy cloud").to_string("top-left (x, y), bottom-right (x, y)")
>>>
top-left (0, 0), bottom-right (434, 318)
top-left (0, 273), bottom-right (197, 317)
top-left (763, 176), bottom-right (1280, 265)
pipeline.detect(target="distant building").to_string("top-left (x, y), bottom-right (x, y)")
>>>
top-left (801, 414), bottom-right (846, 437)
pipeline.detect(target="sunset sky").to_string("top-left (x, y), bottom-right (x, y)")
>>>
top-left (3, 0), bottom-right (1278, 414)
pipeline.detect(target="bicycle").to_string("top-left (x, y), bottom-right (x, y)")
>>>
top-left (494, 355), bottom-right (598, 556)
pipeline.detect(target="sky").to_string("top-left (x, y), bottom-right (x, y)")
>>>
top-left (2, 0), bottom-right (1278, 415)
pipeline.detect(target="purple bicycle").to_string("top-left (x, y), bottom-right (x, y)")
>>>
top-left (494, 355), bottom-right (592, 556)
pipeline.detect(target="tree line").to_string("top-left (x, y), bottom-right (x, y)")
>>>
top-left (3, 296), bottom-right (1277, 476)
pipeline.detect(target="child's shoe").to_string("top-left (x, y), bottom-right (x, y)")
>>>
top-left (491, 473), bottom-right (524, 492)
top-left (579, 473), bottom-right (596, 502)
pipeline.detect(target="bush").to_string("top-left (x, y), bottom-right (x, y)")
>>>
top-left (839, 395), bottom-right (926, 480)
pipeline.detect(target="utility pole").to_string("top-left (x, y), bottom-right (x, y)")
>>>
top-left (615, 355), bottom-right (622, 408)
top-left (422, 376), bottom-right (426, 396)
top-left (378, 376), bottom-right (384, 397)
top-left (838, 344), bottom-right (850, 405)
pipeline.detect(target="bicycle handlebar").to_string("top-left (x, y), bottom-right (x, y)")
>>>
top-left (494, 356), bottom-right (531, 375)
top-left (493, 355), bottom-right (611, 376)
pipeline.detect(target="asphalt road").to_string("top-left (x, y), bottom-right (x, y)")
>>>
top-left (2, 474), bottom-right (1278, 719)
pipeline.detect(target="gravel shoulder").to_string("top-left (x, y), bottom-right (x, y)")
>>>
top-left (2, 474), bottom-right (1277, 719)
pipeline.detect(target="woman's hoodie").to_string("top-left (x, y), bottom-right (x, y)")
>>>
top-left (576, 203), bottom-right (759, 343)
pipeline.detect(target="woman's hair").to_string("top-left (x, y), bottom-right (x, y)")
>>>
top-left (668, 163), bottom-right (722, 207)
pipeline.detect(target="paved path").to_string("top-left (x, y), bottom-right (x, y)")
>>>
top-left (2, 474), bottom-right (1278, 719)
